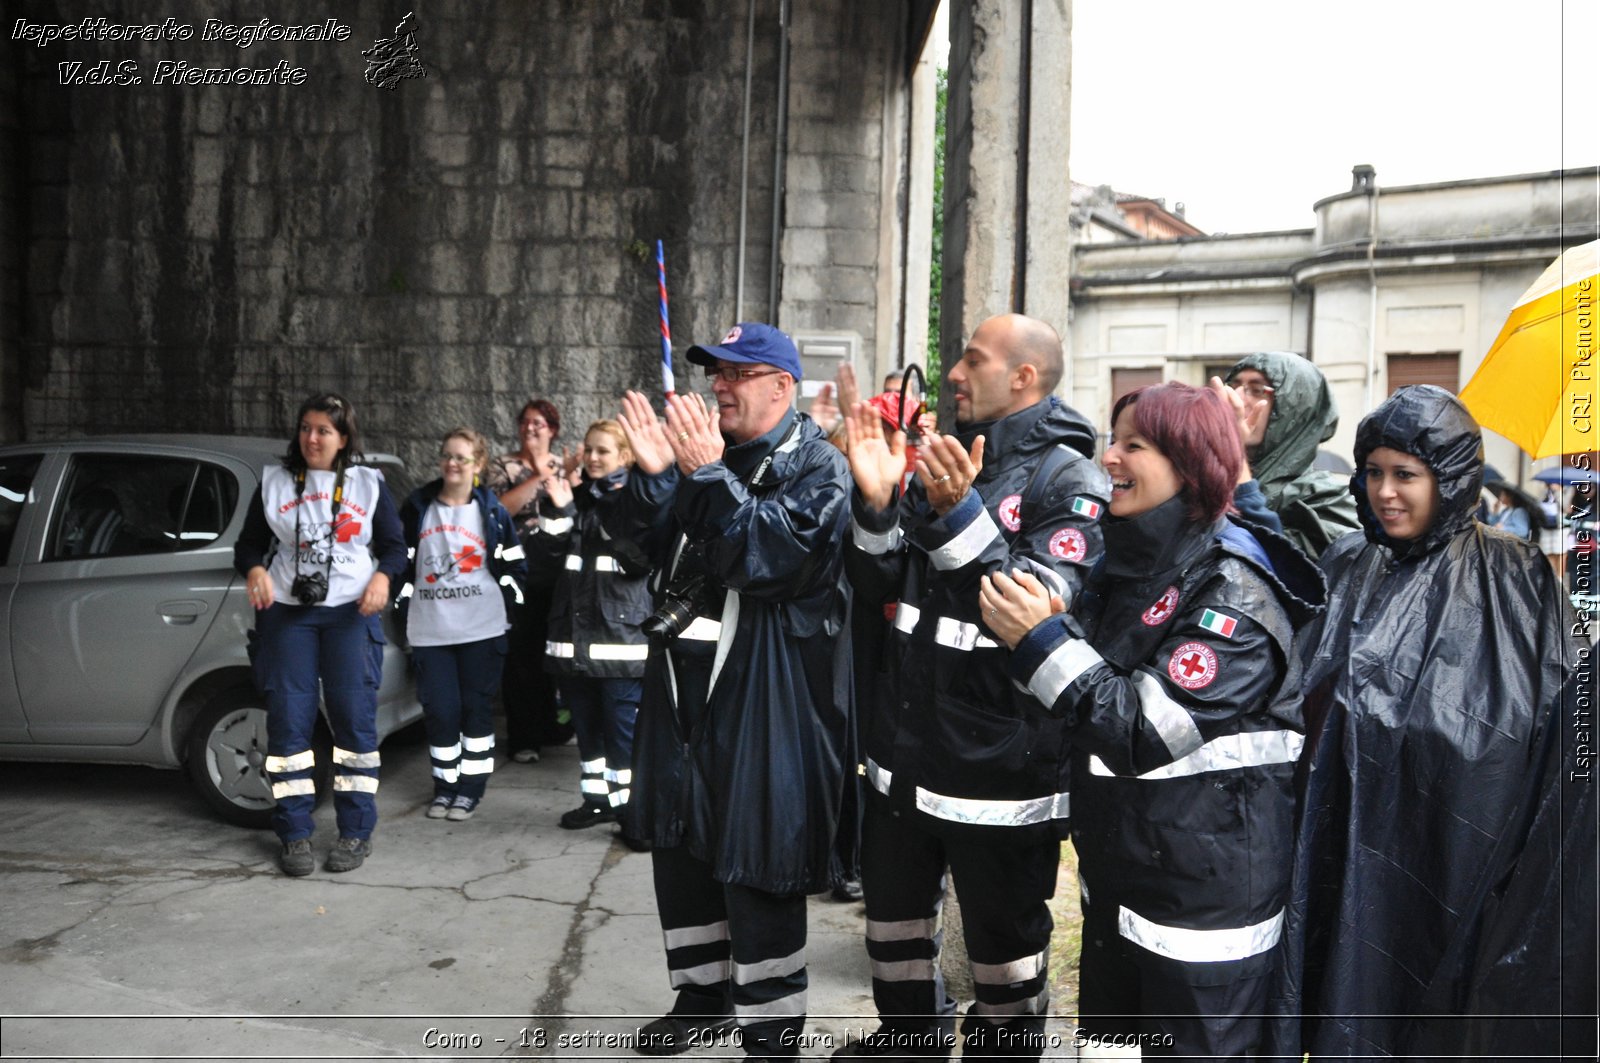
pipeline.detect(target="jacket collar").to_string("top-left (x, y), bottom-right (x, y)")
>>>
top-left (723, 406), bottom-right (799, 482)
top-left (1102, 495), bottom-right (1221, 580)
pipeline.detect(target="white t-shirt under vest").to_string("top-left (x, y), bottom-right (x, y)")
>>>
top-left (260, 464), bottom-right (383, 609)
top-left (406, 498), bottom-right (510, 647)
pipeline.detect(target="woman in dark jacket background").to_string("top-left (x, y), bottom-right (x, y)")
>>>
top-left (1266, 385), bottom-right (1577, 1060)
top-left (528, 419), bottom-right (652, 840)
top-left (983, 382), bottom-right (1324, 1058)
top-left (398, 429), bottom-right (527, 821)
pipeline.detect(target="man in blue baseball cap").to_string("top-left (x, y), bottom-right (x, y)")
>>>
top-left (608, 321), bottom-right (853, 1060)
top-left (684, 321), bottom-right (804, 446)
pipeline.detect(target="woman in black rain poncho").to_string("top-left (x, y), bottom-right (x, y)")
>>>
top-left (1266, 385), bottom-right (1581, 1060)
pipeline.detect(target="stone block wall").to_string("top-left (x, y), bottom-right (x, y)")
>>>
top-left (0, 27), bottom-right (21, 441)
top-left (10, 0), bottom-right (830, 470)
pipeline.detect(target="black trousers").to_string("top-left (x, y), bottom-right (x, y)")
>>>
top-left (651, 843), bottom-right (809, 1058)
top-left (1077, 887), bottom-right (1271, 1059)
top-left (859, 795), bottom-right (1058, 1059)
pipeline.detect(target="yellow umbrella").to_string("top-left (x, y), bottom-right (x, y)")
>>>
top-left (1461, 239), bottom-right (1599, 458)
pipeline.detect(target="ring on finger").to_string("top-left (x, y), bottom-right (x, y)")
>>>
top-left (676, 431), bottom-right (690, 441)
top-left (935, 473), bottom-right (952, 484)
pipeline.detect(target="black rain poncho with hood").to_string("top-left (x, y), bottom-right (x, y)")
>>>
top-left (1265, 385), bottom-right (1579, 1060)
top-left (1227, 352), bottom-right (1359, 559)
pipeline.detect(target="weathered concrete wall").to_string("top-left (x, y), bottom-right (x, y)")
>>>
top-left (12, 0), bottom-right (814, 470)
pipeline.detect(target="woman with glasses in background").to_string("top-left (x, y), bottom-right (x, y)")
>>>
top-left (399, 429), bottom-right (527, 822)
top-left (487, 398), bottom-right (572, 763)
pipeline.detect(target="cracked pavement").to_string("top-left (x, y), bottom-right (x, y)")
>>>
top-left (0, 738), bottom-right (884, 1060)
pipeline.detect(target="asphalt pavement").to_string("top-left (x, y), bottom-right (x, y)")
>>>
top-left (1, 737), bottom-right (1081, 1061)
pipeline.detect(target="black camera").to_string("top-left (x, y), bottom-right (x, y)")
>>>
top-left (642, 546), bottom-right (718, 644)
top-left (291, 571), bottom-right (329, 606)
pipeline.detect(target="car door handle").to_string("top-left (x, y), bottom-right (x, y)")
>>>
top-left (159, 599), bottom-right (209, 625)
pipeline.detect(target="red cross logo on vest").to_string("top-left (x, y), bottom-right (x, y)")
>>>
top-left (997, 493), bottom-right (1023, 532)
top-left (1141, 585), bottom-right (1180, 626)
top-left (1167, 641), bottom-right (1219, 690)
top-left (1048, 526), bottom-right (1087, 562)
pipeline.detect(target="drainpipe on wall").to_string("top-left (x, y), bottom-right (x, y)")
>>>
top-left (768, 0), bottom-right (791, 324)
top-left (1012, 0), bottom-right (1032, 312)
top-left (1361, 165), bottom-right (1380, 412)
top-left (734, 0), bottom-right (757, 321)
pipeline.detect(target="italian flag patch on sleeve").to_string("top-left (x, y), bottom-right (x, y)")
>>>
top-left (1071, 497), bottom-right (1102, 518)
top-left (1198, 609), bottom-right (1238, 638)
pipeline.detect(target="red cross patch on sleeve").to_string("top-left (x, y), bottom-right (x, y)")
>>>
top-left (1167, 641), bottom-right (1219, 690)
top-left (997, 493), bottom-right (1023, 531)
top-left (1048, 526), bottom-right (1088, 562)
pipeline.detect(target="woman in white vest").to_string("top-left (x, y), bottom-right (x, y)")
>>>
top-left (234, 393), bottom-right (406, 877)
top-left (398, 429), bottom-right (527, 822)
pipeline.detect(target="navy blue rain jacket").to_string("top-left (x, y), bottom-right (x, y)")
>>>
top-left (603, 409), bottom-right (853, 894)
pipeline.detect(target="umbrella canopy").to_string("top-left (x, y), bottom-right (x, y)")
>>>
top-left (1531, 465), bottom-right (1597, 486)
top-left (1460, 239), bottom-right (1599, 458)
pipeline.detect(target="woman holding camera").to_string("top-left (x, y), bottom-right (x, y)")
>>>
top-left (234, 393), bottom-right (406, 877)
top-left (399, 429), bottom-right (527, 823)
top-left (528, 420), bottom-right (652, 842)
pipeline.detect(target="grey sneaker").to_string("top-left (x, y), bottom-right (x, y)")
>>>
top-left (278, 838), bottom-right (314, 877)
top-left (326, 836), bottom-right (371, 872)
top-left (446, 795), bottom-right (479, 821)
top-left (425, 795), bottom-right (452, 819)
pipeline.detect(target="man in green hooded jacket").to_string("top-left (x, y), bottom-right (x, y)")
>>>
top-left (1211, 351), bottom-right (1360, 559)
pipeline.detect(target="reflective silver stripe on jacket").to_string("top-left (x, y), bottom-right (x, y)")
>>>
top-left (913, 786), bottom-right (1069, 826)
top-left (1087, 729), bottom-right (1305, 780)
top-left (497, 542), bottom-right (525, 562)
top-left (733, 947), bottom-right (806, 984)
top-left (593, 555), bottom-right (621, 572)
top-left (970, 948), bottom-right (1046, 985)
top-left (564, 553), bottom-right (583, 571)
top-left (933, 616), bottom-right (999, 651)
top-left (588, 642), bottom-right (649, 661)
top-left (541, 516), bottom-right (574, 536)
top-left (893, 602), bottom-right (920, 635)
top-left (545, 640), bottom-right (576, 658)
top-left (332, 747), bottom-right (381, 769)
top-left (929, 507), bottom-right (999, 571)
top-left (265, 750), bottom-right (315, 773)
top-left (663, 920), bottom-right (730, 950)
top-left (852, 518), bottom-right (903, 556)
top-left (1027, 637), bottom-right (1104, 708)
top-left (679, 617), bottom-right (722, 642)
top-left (1118, 904), bottom-right (1285, 963)
top-left (864, 756), bottom-right (893, 796)
top-left (1133, 670), bottom-right (1205, 761)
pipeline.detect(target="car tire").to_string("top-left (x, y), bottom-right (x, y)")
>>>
top-left (185, 690), bottom-right (331, 829)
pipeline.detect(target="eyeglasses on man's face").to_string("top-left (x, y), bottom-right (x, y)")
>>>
top-left (703, 365), bottom-right (784, 383)
top-left (1231, 382), bottom-right (1276, 401)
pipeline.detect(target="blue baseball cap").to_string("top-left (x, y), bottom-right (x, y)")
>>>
top-left (687, 322), bottom-right (802, 381)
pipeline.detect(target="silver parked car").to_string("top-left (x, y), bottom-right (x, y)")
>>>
top-left (0, 435), bottom-right (424, 827)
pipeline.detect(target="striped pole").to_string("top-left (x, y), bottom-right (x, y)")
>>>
top-left (656, 240), bottom-right (675, 397)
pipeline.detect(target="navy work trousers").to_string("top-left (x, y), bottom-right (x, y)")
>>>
top-left (559, 675), bottom-right (641, 811)
top-left (413, 634), bottom-right (507, 801)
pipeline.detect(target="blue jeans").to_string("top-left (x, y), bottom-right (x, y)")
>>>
top-left (414, 635), bottom-right (508, 801)
top-left (559, 675), bottom-right (641, 811)
top-left (255, 601), bottom-right (383, 842)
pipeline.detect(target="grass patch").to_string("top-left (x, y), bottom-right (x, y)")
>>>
top-left (1047, 842), bottom-right (1083, 1019)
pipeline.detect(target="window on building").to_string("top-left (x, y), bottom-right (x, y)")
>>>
top-left (1387, 352), bottom-right (1460, 395)
top-left (1111, 367), bottom-right (1163, 408)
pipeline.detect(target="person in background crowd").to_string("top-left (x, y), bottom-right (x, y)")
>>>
top-left (530, 420), bottom-right (652, 845)
top-left (983, 382), bottom-right (1323, 1058)
top-left (486, 397), bottom-right (570, 763)
top-left (1484, 481), bottom-right (1538, 542)
top-left (1266, 385), bottom-right (1576, 1060)
top-left (234, 392), bottom-right (406, 876)
top-left (1210, 351), bottom-right (1359, 559)
top-left (839, 314), bottom-right (1105, 1060)
top-left (398, 429), bottom-right (526, 822)
top-left (610, 323), bottom-right (853, 1061)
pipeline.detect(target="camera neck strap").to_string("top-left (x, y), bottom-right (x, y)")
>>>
top-left (745, 416), bottom-right (802, 492)
top-left (293, 463), bottom-right (347, 580)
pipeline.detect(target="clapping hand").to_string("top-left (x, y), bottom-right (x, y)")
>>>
top-left (978, 569), bottom-right (1064, 649)
top-left (664, 392), bottom-right (725, 474)
top-left (618, 391), bottom-right (674, 475)
top-left (916, 433), bottom-right (984, 516)
top-left (844, 400), bottom-right (907, 512)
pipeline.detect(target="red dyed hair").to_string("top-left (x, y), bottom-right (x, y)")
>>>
top-left (518, 397), bottom-right (561, 440)
top-left (1111, 383), bottom-right (1242, 524)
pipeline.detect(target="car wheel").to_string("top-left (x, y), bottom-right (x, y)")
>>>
top-left (184, 691), bottom-right (330, 828)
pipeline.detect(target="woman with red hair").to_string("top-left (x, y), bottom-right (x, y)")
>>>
top-left (981, 382), bottom-right (1324, 1057)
